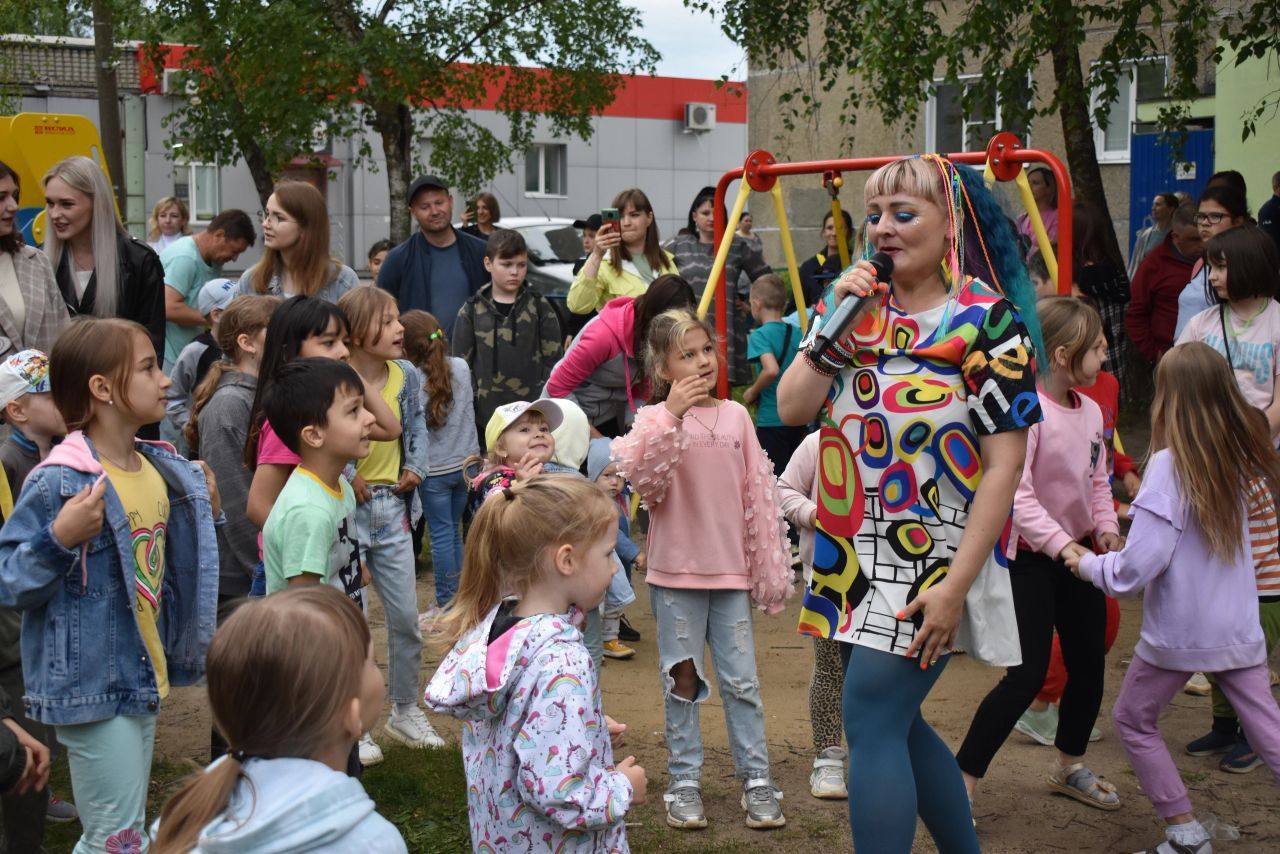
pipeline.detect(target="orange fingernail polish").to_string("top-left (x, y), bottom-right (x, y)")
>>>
top-left (895, 611), bottom-right (906, 620)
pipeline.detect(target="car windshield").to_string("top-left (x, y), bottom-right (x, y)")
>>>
top-left (519, 224), bottom-right (581, 265)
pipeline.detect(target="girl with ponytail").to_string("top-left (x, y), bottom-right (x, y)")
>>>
top-left (401, 310), bottom-right (478, 609)
top-left (425, 475), bottom-right (645, 851)
top-left (185, 295), bottom-right (279, 606)
top-left (152, 585), bottom-right (404, 851)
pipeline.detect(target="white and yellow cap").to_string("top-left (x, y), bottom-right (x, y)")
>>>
top-left (484, 399), bottom-right (564, 452)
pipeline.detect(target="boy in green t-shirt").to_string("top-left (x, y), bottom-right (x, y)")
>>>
top-left (744, 273), bottom-right (806, 475)
top-left (261, 358), bottom-right (376, 594)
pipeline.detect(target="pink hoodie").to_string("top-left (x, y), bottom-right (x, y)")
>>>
top-left (545, 297), bottom-right (648, 412)
top-left (1007, 387), bottom-right (1119, 559)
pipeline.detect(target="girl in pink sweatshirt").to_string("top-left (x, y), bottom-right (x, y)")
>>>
top-left (1067, 341), bottom-right (1280, 854)
top-left (611, 309), bottom-right (791, 832)
top-left (957, 297), bottom-right (1123, 812)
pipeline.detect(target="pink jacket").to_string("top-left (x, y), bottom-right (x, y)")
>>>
top-left (545, 297), bottom-right (647, 412)
top-left (610, 400), bottom-right (792, 613)
top-left (1008, 387), bottom-right (1119, 559)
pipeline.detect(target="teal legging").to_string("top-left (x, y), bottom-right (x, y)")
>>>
top-left (842, 644), bottom-right (979, 853)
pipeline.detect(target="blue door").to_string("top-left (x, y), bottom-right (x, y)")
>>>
top-left (1128, 129), bottom-right (1214, 252)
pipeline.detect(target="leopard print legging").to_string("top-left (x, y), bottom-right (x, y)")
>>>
top-left (809, 636), bottom-right (846, 751)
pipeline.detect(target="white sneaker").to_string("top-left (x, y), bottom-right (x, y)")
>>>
top-left (809, 747), bottom-right (848, 799)
top-left (358, 733), bottom-right (384, 766)
top-left (385, 706), bottom-right (446, 748)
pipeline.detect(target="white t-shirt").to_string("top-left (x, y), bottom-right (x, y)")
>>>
top-left (1177, 300), bottom-right (1280, 410)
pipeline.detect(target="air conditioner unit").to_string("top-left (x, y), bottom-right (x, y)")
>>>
top-left (684, 102), bottom-right (716, 132)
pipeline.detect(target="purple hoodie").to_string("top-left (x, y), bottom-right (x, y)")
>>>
top-left (1077, 449), bottom-right (1266, 672)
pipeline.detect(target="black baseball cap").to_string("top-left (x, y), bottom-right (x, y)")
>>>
top-left (573, 214), bottom-right (603, 231)
top-left (407, 175), bottom-right (449, 204)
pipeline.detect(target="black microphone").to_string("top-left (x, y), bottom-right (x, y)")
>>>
top-left (810, 252), bottom-right (893, 361)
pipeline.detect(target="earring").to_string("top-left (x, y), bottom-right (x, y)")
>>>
top-left (108, 399), bottom-right (113, 406)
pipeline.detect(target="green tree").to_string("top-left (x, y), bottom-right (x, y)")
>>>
top-left (146, 0), bottom-right (659, 241)
top-left (693, 0), bottom-right (1279, 263)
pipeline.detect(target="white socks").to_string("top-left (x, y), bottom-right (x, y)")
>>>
top-left (393, 702), bottom-right (415, 717)
top-left (1159, 819), bottom-right (1209, 852)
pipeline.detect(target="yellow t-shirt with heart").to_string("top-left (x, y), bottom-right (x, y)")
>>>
top-left (355, 360), bottom-right (404, 485)
top-left (101, 453), bottom-right (171, 699)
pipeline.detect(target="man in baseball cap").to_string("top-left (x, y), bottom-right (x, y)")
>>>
top-left (378, 175), bottom-right (487, 337)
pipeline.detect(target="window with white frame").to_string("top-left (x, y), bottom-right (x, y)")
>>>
top-left (174, 163), bottom-right (220, 223)
top-left (1092, 59), bottom-right (1167, 163)
top-left (524, 143), bottom-right (568, 197)
top-left (927, 76), bottom-right (1031, 153)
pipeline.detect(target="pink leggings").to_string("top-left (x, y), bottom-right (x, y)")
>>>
top-left (1112, 655), bottom-right (1280, 818)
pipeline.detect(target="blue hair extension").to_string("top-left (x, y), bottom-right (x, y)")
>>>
top-left (955, 164), bottom-right (1045, 361)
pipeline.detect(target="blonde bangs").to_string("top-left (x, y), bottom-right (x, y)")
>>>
top-left (864, 157), bottom-right (946, 209)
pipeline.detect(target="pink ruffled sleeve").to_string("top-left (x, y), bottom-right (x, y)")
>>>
top-left (609, 404), bottom-right (690, 508)
top-left (739, 415), bottom-right (794, 614)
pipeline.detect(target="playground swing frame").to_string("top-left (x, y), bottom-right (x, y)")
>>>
top-left (699, 132), bottom-right (1072, 398)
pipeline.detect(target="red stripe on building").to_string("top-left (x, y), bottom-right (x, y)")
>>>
top-left (136, 45), bottom-right (746, 123)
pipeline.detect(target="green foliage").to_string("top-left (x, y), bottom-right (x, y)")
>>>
top-left (143, 0), bottom-right (659, 227)
top-left (693, 0), bottom-right (1278, 146)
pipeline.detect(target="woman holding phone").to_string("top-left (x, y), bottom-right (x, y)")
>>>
top-left (566, 188), bottom-right (677, 315)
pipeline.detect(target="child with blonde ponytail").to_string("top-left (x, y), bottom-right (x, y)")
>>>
top-left (425, 475), bottom-right (645, 851)
top-left (151, 585), bottom-right (405, 852)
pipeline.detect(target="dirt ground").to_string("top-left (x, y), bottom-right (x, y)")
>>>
top-left (154, 565), bottom-right (1280, 853)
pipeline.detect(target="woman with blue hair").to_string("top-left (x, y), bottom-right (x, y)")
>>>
top-left (777, 155), bottom-right (1042, 852)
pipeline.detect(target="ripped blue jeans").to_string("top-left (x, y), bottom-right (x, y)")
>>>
top-left (649, 584), bottom-right (770, 783)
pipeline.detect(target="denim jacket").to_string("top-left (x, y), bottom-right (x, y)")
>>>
top-left (0, 432), bottom-right (220, 725)
top-left (390, 358), bottom-right (428, 526)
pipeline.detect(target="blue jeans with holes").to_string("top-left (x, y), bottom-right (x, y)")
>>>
top-left (354, 486), bottom-right (422, 706)
top-left (842, 645), bottom-right (978, 854)
top-left (649, 584), bottom-right (770, 783)
top-left (420, 472), bottom-right (467, 607)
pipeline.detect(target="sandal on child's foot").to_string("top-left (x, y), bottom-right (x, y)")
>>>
top-left (1048, 762), bottom-right (1120, 810)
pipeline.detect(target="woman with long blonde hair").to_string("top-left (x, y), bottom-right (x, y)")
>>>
top-left (235, 181), bottom-right (358, 303)
top-left (42, 156), bottom-right (166, 362)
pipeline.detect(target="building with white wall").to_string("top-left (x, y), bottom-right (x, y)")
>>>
top-left (2, 35), bottom-right (748, 275)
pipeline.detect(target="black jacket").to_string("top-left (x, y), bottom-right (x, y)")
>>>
top-left (377, 229), bottom-right (488, 332)
top-left (54, 231), bottom-right (166, 361)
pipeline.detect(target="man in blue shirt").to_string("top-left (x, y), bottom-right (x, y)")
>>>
top-left (378, 175), bottom-right (487, 336)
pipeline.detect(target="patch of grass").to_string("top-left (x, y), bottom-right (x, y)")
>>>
top-left (362, 743), bottom-right (471, 853)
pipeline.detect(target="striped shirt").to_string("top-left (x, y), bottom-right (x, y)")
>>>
top-left (1247, 477), bottom-right (1280, 600)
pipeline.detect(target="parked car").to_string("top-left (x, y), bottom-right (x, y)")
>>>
top-left (461, 216), bottom-right (581, 330)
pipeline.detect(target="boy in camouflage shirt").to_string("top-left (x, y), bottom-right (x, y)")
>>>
top-left (452, 230), bottom-right (564, 442)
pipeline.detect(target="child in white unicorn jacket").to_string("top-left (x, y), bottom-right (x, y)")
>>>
top-left (426, 602), bottom-right (633, 852)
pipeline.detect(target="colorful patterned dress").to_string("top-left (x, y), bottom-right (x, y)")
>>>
top-left (798, 279), bottom-right (1041, 664)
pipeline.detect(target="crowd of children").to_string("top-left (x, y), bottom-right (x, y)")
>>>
top-left (1, 164), bottom-right (1280, 854)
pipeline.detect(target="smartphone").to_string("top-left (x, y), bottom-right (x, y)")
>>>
top-left (601, 207), bottom-right (620, 235)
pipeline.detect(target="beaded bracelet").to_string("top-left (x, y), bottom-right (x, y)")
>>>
top-left (802, 348), bottom-right (840, 377)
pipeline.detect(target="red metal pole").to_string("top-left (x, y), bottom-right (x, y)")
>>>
top-left (712, 170), bottom-right (743, 400)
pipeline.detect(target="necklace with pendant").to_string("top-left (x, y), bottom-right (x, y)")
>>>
top-left (684, 401), bottom-right (720, 440)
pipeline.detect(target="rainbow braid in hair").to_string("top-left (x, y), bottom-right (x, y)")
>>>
top-left (913, 155), bottom-right (1043, 359)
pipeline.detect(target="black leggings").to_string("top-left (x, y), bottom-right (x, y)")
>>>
top-left (956, 550), bottom-right (1107, 777)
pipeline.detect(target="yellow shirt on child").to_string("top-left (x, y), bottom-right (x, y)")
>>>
top-left (355, 360), bottom-right (404, 485)
top-left (101, 453), bottom-right (171, 699)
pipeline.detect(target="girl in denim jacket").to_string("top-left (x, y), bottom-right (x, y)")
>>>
top-left (0, 318), bottom-right (221, 853)
top-left (336, 288), bottom-right (440, 752)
